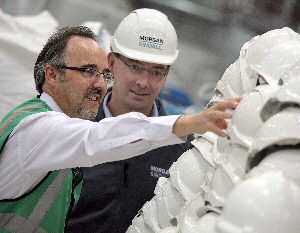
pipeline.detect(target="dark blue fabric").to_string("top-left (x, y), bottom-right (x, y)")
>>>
top-left (66, 95), bottom-right (193, 233)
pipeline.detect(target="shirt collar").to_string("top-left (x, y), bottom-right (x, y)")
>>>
top-left (103, 91), bottom-right (159, 117)
top-left (40, 92), bottom-right (64, 113)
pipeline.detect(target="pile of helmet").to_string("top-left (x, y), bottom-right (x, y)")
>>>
top-left (126, 27), bottom-right (300, 233)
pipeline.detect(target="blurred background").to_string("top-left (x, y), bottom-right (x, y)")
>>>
top-left (0, 0), bottom-right (299, 116)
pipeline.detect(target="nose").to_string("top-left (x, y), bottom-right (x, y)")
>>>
top-left (135, 72), bottom-right (150, 88)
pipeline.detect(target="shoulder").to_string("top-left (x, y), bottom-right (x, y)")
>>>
top-left (155, 98), bottom-right (167, 116)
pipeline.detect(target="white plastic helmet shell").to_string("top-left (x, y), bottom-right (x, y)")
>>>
top-left (169, 147), bottom-right (213, 202)
top-left (127, 213), bottom-right (155, 233)
top-left (110, 8), bottom-right (178, 65)
top-left (248, 108), bottom-right (300, 170)
top-left (227, 85), bottom-right (279, 149)
top-left (194, 212), bottom-right (219, 233)
top-left (209, 59), bottom-right (243, 105)
top-left (238, 27), bottom-right (300, 92)
top-left (260, 75), bottom-right (300, 122)
top-left (280, 60), bottom-right (300, 85)
top-left (176, 193), bottom-right (205, 233)
top-left (154, 178), bottom-right (186, 228)
top-left (142, 198), bottom-right (161, 232)
top-left (192, 132), bottom-right (218, 167)
top-left (206, 138), bottom-right (248, 207)
top-left (251, 41), bottom-right (300, 87)
top-left (247, 149), bottom-right (300, 187)
top-left (216, 172), bottom-right (300, 233)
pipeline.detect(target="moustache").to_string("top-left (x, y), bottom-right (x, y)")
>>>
top-left (85, 88), bottom-right (103, 99)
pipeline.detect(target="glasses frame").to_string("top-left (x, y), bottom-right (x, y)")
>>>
top-left (116, 54), bottom-right (168, 80)
top-left (57, 65), bottom-right (114, 84)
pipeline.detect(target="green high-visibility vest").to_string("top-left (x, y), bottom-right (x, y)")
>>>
top-left (0, 97), bottom-right (82, 233)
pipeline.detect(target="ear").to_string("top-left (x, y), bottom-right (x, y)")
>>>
top-left (45, 64), bottom-right (60, 86)
top-left (107, 52), bottom-right (115, 73)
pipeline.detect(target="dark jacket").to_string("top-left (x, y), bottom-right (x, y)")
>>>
top-left (67, 96), bottom-right (193, 233)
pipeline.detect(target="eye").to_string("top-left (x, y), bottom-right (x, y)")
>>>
top-left (84, 68), bottom-right (95, 78)
top-left (129, 64), bottom-right (141, 72)
top-left (151, 70), bottom-right (163, 77)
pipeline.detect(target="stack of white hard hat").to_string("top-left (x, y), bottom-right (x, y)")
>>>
top-left (206, 85), bottom-right (279, 207)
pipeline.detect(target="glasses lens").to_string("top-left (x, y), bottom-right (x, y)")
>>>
top-left (150, 70), bottom-right (164, 79)
top-left (129, 64), bottom-right (143, 74)
top-left (104, 72), bottom-right (114, 83)
top-left (83, 68), bottom-right (96, 79)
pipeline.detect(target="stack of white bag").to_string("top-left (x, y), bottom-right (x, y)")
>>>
top-left (0, 8), bottom-right (59, 120)
top-left (126, 27), bottom-right (300, 233)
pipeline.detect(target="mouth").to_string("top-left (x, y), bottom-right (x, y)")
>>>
top-left (131, 90), bottom-right (148, 97)
top-left (87, 95), bottom-right (100, 101)
top-left (85, 89), bottom-right (103, 102)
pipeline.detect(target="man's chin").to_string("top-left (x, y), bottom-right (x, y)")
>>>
top-left (77, 108), bottom-right (98, 120)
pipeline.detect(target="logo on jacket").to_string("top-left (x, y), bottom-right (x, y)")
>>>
top-left (150, 165), bottom-right (169, 178)
top-left (139, 36), bottom-right (163, 50)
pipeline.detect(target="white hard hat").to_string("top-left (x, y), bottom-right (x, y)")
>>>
top-left (127, 213), bottom-right (155, 233)
top-left (280, 60), bottom-right (300, 85)
top-left (142, 198), bottom-right (161, 232)
top-left (260, 75), bottom-right (300, 121)
top-left (248, 108), bottom-right (300, 170)
top-left (216, 172), bottom-right (300, 233)
top-left (206, 138), bottom-right (248, 207)
top-left (110, 8), bottom-right (178, 65)
top-left (247, 149), bottom-right (300, 188)
top-left (176, 193), bottom-right (205, 233)
top-left (227, 85), bottom-right (279, 149)
top-left (154, 178), bottom-right (186, 228)
top-left (192, 132), bottom-right (218, 167)
top-left (216, 59), bottom-right (244, 97)
top-left (211, 59), bottom-right (243, 103)
top-left (194, 212), bottom-right (219, 233)
top-left (239, 27), bottom-right (300, 92)
top-left (251, 41), bottom-right (300, 86)
top-left (169, 147), bottom-right (213, 202)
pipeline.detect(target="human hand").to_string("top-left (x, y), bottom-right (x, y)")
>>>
top-left (173, 97), bottom-right (241, 137)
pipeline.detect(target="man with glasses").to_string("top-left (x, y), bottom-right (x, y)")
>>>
top-left (0, 23), bottom-right (238, 232)
top-left (67, 8), bottom-right (236, 233)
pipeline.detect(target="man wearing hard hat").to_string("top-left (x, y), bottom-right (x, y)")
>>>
top-left (67, 8), bottom-right (192, 233)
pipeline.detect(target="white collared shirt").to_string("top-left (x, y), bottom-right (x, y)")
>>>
top-left (0, 93), bottom-right (182, 199)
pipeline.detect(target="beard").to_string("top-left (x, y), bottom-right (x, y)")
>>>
top-left (75, 88), bottom-right (103, 120)
top-left (76, 107), bottom-right (98, 120)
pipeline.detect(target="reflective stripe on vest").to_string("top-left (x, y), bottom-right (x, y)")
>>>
top-left (0, 169), bottom-right (70, 232)
top-left (0, 103), bottom-right (45, 135)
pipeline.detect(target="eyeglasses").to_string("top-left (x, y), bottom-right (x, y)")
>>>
top-left (117, 55), bottom-right (167, 80)
top-left (57, 66), bottom-right (114, 84)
